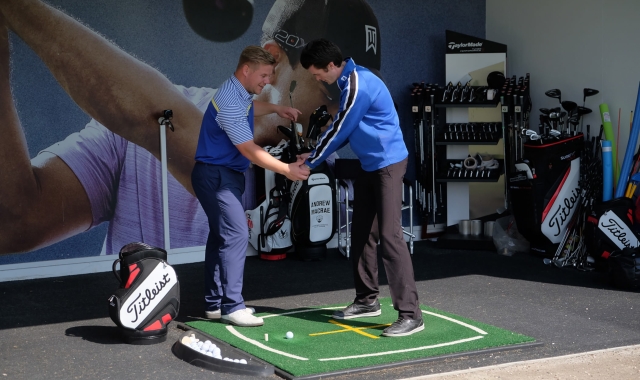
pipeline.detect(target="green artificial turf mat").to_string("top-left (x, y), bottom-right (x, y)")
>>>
top-left (186, 298), bottom-right (535, 377)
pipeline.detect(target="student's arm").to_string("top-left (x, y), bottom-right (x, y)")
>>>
top-left (306, 72), bottom-right (370, 169)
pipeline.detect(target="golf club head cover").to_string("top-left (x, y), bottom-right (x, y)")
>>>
top-left (108, 242), bottom-right (180, 344)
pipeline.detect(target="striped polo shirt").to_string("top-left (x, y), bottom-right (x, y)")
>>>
top-left (195, 75), bottom-right (254, 172)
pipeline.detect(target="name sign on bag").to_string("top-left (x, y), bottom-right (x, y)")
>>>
top-left (119, 262), bottom-right (178, 329)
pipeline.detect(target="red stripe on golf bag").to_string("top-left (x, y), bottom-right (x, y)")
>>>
top-left (161, 314), bottom-right (172, 324)
top-left (125, 266), bottom-right (140, 289)
top-left (541, 168), bottom-right (570, 222)
top-left (143, 320), bottom-right (163, 331)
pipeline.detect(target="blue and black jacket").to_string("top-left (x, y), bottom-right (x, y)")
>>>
top-left (305, 58), bottom-right (408, 172)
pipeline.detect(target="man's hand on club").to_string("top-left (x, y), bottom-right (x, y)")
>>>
top-left (285, 160), bottom-right (310, 181)
top-left (277, 105), bottom-right (302, 122)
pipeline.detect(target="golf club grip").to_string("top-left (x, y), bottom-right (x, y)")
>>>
top-left (602, 140), bottom-right (614, 201)
top-left (614, 83), bottom-right (640, 198)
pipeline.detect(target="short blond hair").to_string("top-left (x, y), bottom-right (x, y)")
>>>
top-left (237, 46), bottom-right (276, 70)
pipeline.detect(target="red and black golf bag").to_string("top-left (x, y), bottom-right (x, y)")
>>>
top-left (108, 242), bottom-right (180, 344)
top-left (508, 134), bottom-right (584, 256)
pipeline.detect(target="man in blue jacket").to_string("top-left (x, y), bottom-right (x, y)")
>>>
top-left (300, 39), bottom-right (423, 337)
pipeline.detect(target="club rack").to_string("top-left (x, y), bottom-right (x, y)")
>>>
top-left (409, 74), bottom-right (532, 238)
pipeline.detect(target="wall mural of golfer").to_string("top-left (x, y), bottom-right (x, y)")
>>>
top-left (0, 0), bottom-right (484, 267)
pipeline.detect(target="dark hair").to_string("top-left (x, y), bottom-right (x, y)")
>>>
top-left (300, 39), bottom-right (343, 70)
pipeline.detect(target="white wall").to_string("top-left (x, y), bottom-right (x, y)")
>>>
top-left (487, 0), bottom-right (640, 163)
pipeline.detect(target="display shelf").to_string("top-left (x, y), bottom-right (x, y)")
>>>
top-left (436, 159), bottom-right (504, 183)
top-left (436, 122), bottom-right (502, 145)
top-left (435, 100), bottom-right (500, 108)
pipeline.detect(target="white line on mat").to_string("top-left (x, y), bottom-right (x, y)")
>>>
top-left (226, 326), bottom-right (308, 361)
top-left (318, 336), bottom-right (484, 361)
top-left (421, 310), bottom-right (488, 335)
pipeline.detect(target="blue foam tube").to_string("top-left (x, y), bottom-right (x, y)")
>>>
top-left (602, 140), bottom-right (613, 201)
top-left (615, 82), bottom-right (640, 198)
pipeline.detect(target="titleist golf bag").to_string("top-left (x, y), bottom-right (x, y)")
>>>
top-left (508, 134), bottom-right (584, 256)
top-left (246, 140), bottom-right (294, 260)
top-left (108, 242), bottom-right (180, 344)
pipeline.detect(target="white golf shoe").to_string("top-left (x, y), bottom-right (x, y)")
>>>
top-left (221, 308), bottom-right (264, 327)
top-left (205, 307), bottom-right (256, 320)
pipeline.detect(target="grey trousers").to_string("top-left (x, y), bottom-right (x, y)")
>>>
top-left (350, 157), bottom-right (421, 320)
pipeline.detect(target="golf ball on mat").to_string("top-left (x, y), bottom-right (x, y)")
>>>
top-left (286, 331), bottom-right (293, 339)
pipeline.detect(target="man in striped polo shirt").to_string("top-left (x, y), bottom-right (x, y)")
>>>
top-left (191, 46), bottom-right (310, 327)
top-left (299, 39), bottom-right (423, 337)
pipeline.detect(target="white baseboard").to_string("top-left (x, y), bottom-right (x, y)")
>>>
top-left (0, 225), bottom-right (424, 282)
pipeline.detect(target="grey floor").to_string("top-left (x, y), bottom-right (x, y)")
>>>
top-left (1, 242), bottom-right (639, 380)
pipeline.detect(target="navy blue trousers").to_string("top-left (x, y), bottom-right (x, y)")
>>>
top-left (191, 163), bottom-right (248, 315)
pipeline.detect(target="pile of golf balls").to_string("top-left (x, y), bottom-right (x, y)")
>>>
top-left (181, 334), bottom-right (247, 364)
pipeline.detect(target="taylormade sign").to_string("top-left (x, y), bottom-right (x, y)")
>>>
top-left (448, 42), bottom-right (483, 50)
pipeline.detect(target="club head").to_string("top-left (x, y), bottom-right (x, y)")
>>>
top-left (561, 100), bottom-right (578, 114)
top-left (289, 80), bottom-right (297, 94)
top-left (545, 88), bottom-right (562, 103)
top-left (539, 108), bottom-right (551, 115)
top-left (576, 106), bottom-right (592, 117)
top-left (551, 107), bottom-right (561, 113)
top-left (583, 88), bottom-right (599, 103)
top-left (568, 116), bottom-right (580, 126)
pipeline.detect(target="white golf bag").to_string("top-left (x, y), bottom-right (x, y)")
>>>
top-left (246, 140), bottom-right (293, 260)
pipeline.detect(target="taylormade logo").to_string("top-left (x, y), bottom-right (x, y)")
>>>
top-left (448, 42), bottom-right (483, 50)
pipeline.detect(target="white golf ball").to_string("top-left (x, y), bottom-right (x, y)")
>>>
top-left (286, 331), bottom-right (293, 339)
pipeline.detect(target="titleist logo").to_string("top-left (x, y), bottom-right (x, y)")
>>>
top-left (125, 273), bottom-right (171, 324)
top-left (600, 219), bottom-right (635, 249)
top-left (547, 188), bottom-right (580, 236)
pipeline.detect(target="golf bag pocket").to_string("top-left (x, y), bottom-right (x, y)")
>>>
top-left (108, 242), bottom-right (180, 344)
top-left (587, 198), bottom-right (639, 259)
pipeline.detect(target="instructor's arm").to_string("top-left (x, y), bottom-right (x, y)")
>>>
top-left (236, 141), bottom-right (309, 181)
